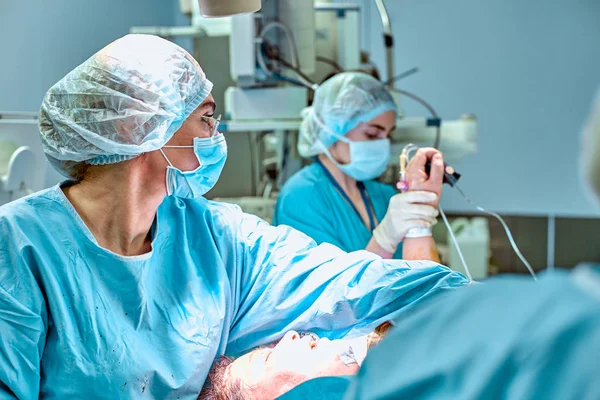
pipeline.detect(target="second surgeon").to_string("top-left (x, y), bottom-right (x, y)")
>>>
top-left (275, 72), bottom-right (442, 260)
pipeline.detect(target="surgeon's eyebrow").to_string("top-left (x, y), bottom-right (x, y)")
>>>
top-left (368, 123), bottom-right (396, 134)
top-left (369, 123), bottom-right (386, 131)
top-left (369, 123), bottom-right (396, 131)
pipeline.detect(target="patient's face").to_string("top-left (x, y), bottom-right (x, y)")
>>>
top-left (228, 330), bottom-right (359, 399)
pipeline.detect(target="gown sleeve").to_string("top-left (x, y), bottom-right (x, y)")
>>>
top-left (225, 212), bottom-right (468, 356)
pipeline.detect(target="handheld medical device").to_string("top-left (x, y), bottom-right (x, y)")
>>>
top-left (398, 144), bottom-right (537, 282)
top-left (396, 147), bottom-right (461, 192)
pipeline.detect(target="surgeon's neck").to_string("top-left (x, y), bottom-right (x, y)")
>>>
top-left (62, 158), bottom-right (164, 257)
top-left (317, 154), bottom-right (359, 195)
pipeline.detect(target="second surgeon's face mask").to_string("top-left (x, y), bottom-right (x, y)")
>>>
top-left (333, 135), bottom-right (391, 181)
top-left (160, 134), bottom-right (228, 198)
top-left (317, 131), bottom-right (390, 181)
top-left (312, 111), bottom-right (391, 181)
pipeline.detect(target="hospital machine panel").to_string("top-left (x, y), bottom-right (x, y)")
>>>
top-left (229, 0), bottom-right (316, 87)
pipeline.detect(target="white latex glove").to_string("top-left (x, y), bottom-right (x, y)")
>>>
top-left (372, 191), bottom-right (439, 254)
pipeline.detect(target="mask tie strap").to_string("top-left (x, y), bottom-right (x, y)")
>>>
top-left (159, 149), bottom-right (175, 167)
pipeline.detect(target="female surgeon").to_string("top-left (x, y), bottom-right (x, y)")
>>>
top-left (0, 35), bottom-right (467, 399)
top-left (274, 72), bottom-right (442, 261)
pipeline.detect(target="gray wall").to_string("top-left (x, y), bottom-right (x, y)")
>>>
top-left (0, 0), bottom-right (175, 112)
top-left (359, 0), bottom-right (600, 217)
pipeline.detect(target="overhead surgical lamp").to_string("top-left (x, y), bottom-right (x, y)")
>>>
top-left (197, 0), bottom-right (261, 17)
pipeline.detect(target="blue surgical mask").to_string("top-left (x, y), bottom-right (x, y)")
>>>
top-left (312, 113), bottom-right (391, 181)
top-left (333, 135), bottom-right (391, 181)
top-left (161, 134), bottom-right (228, 198)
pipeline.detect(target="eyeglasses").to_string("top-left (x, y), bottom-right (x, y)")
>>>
top-left (162, 113), bottom-right (223, 152)
top-left (201, 114), bottom-right (222, 137)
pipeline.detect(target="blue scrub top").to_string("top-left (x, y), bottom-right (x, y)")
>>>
top-left (0, 184), bottom-right (468, 399)
top-left (274, 162), bottom-right (402, 258)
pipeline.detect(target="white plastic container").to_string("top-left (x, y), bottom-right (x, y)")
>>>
top-left (448, 217), bottom-right (490, 280)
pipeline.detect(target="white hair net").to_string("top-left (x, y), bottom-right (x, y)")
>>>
top-left (298, 72), bottom-right (398, 158)
top-left (39, 34), bottom-right (213, 178)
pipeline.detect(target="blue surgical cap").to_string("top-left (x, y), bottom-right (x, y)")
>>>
top-left (39, 34), bottom-right (213, 178)
top-left (298, 72), bottom-right (398, 158)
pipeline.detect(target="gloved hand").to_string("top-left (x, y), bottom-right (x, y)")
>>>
top-left (372, 191), bottom-right (439, 254)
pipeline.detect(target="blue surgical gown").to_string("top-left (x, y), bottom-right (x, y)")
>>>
top-left (274, 162), bottom-right (402, 258)
top-left (348, 267), bottom-right (600, 400)
top-left (0, 184), bottom-right (468, 399)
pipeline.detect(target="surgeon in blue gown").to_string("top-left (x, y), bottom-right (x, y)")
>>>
top-left (274, 73), bottom-right (442, 261)
top-left (0, 35), bottom-right (468, 399)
